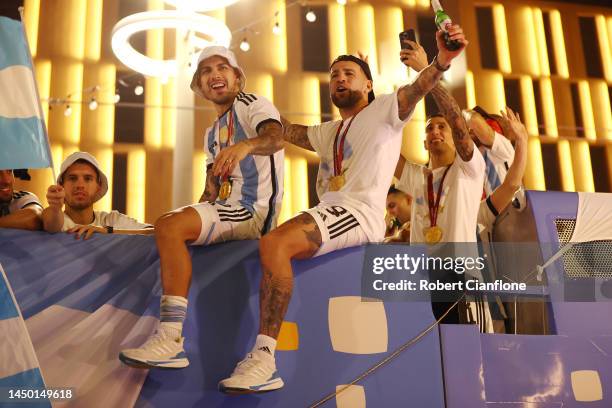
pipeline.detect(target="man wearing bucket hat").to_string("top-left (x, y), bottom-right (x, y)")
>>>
top-left (0, 168), bottom-right (43, 230)
top-left (119, 46), bottom-right (284, 372)
top-left (42, 151), bottom-right (152, 238)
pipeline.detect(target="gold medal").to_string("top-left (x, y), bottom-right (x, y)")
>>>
top-left (328, 174), bottom-right (345, 192)
top-left (219, 180), bottom-right (232, 200)
top-left (423, 225), bottom-right (443, 245)
top-left (219, 126), bottom-right (229, 144)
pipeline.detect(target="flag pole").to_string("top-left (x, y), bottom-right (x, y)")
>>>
top-left (17, 6), bottom-right (57, 183)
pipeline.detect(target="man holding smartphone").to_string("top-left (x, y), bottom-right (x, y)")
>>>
top-left (218, 26), bottom-right (469, 393)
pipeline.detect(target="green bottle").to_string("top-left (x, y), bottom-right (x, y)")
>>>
top-left (432, 0), bottom-right (461, 51)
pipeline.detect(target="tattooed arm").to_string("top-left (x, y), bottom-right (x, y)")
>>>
top-left (213, 120), bottom-right (283, 177)
top-left (279, 116), bottom-right (315, 151)
top-left (199, 165), bottom-right (219, 203)
top-left (430, 84), bottom-right (475, 161)
top-left (397, 25), bottom-right (468, 122)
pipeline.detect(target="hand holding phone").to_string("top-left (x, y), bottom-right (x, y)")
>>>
top-left (399, 29), bottom-right (416, 50)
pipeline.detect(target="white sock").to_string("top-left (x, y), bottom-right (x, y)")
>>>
top-left (253, 334), bottom-right (277, 357)
top-left (159, 295), bottom-right (188, 339)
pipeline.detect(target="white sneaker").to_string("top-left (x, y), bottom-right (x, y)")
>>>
top-left (218, 350), bottom-right (284, 394)
top-left (119, 331), bottom-right (189, 369)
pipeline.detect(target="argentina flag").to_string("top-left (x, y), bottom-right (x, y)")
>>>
top-left (0, 13), bottom-right (51, 170)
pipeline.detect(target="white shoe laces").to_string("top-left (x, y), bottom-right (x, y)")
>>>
top-left (233, 353), bottom-right (273, 378)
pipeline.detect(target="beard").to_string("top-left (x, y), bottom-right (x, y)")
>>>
top-left (67, 196), bottom-right (94, 210)
top-left (331, 89), bottom-right (363, 109)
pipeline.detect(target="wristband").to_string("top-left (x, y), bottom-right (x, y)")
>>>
top-left (433, 55), bottom-right (451, 72)
top-left (105, 226), bottom-right (114, 234)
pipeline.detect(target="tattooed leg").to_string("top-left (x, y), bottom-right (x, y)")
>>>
top-left (258, 213), bottom-right (322, 339)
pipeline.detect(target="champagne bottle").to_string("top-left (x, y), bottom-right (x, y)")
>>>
top-left (432, 0), bottom-right (461, 51)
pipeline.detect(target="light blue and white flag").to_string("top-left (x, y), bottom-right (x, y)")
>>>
top-left (0, 15), bottom-right (51, 170)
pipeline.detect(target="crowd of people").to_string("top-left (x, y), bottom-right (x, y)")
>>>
top-left (0, 22), bottom-right (530, 394)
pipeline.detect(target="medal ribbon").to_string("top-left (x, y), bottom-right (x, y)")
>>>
top-left (332, 113), bottom-right (358, 176)
top-left (216, 108), bottom-right (234, 183)
top-left (426, 166), bottom-right (450, 227)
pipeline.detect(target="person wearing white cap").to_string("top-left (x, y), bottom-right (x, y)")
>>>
top-left (119, 46), bottom-right (285, 378)
top-left (42, 151), bottom-right (152, 237)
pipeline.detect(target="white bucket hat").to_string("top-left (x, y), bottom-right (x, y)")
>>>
top-left (57, 152), bottom-right (108, 203)
top-left (190, 45), bottom-right (246, 98)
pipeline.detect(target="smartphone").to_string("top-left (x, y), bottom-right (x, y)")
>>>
top-left (399, 29), bottom-right (416, 50)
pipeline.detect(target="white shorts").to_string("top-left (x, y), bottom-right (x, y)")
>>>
top-left (189, 202), bottom-right (263, 246)
top-left (303, 203), bottom-right (369, 257)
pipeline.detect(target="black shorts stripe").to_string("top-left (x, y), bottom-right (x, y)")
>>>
top-left (328, 214), bottom-right (355, 230)
top-left (329, 221), bottom-right (360, 240)
top-left (261, 155), bottom-right (278, 235)
top-left (219, 215), bottom-right (253, 222)
top-left (217, 208), bottom-right (250, 215)
top-left (485, 196), bottom-right (499, 217)
top-left (328, 217), bottom-right (358, 236)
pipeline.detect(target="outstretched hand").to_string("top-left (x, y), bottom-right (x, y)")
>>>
top-left (399, 40), bottom-right (428, 71)
top-left (436, 24), bottom-right (468, 66)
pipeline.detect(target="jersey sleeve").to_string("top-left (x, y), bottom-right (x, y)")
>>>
top-left (239, 93), bottom-right (281, 136)
top-left (457, 145), bottom-right (486, 179)
top-left (370, 91), bottom-right (413, 133)
top-left (306, 121), bottom-right (336, 155)
top-left (11, 191), bottom-right (42, 211)
top-left (489, 132), bottom-right (514, 165)
top-left (396, 162), bottom-right (421, 196)
top-left (204, 126), bottom-right (216, 167)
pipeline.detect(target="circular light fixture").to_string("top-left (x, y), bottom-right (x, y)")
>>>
top-left (114, 93), bottom-right (121, 103)
top-left (272, 22), bottom-right (281, 35)
top-left (64, 105), bottom-right (72, 117)
top-left (134, 85), bottom-right (144, 96)
top-left (111, 11), bottom-right (232, 78)
top-left (239, 38), bottom-right (250, 52)
top-left (88, 98), bottom-right (98, 110)
top-left (164, 0), bottom-right (241, 12)
top-left (306, 9), bottom-right (317, 23)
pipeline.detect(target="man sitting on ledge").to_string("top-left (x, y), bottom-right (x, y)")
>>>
top-left (42, 151), bottom-right (152, 239)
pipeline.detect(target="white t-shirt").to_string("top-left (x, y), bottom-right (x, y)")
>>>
top-left (397, 149), bottom-right (485, 243)
top-left (0, 191), bottom-right (42, 217)
top-left (205, 91), bottom-right (284, 233)
top-left (307, 91), bottom-right (411, 241)
top-left (61, 210), bottom-right (151, 232)
top-left (481, 132), bottom-right (514, 196)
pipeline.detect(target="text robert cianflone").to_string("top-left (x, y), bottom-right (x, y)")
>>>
top-left (372, 279), bottom-right (527, 292)
top-left (371, 253), bottom-right (486, 275)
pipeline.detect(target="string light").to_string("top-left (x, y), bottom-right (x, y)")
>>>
top-left (64, 105), bottom-right (72, 116)
top-left (114, 92), bottom-right (121, 103)
top-left (336, 0), bottom-right (347, 5)
top-left (272, 22), bottom-right (281, 35)
top-left (305, 8), bottom-right (316, 23)
top-left (88, 98), bottom-right (98, 110)
top-left (134, 84), bottom-right (144, 96)
top-left (239, 37), bottom-right (250, 52)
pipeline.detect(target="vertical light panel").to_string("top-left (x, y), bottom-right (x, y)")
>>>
top-left (81, 64), bottom-right (116, 147)
top-left (465, 71), bottom-right (476, 109)
top-left (58, 0), bottom-right (87, 60)
top-left (127, 149), bottom-right (146, 222)
top-left (589, 81), bottom-right (612, 140)
top-left (577, 81), bottom-right (596, 140)
top-left (520, 76), bottom-right (538, 135)
top-left (540, 78), bottom-right (558, 137)
top-left (279, 156), bottom-right (293, 224)
top-left (492, 4), bottom-right (512, 74)
top-left (34, 59), bottom-right (51, 125)
top-left (401, 100), bottom-right (428, 165)
top-left (23, 0), bottom-right (40, 56)
top-left (192, 151), bottom-right (206, 204)
top-left (50, 143), bottom-right (63, 183)
top-left (557, 140), bottom-right (575, 192)
top-left (524, 137), bottom-right (546, 190)
top-left (328, 3), bottom-right (347, 61)
top-left (248, 73), bottom-right (274, 102)
top-left (272, 0), bottom-right (287, 73)
top-left (84, 0), bottom-right (102, 61)
top-left (345, 3), bottom-right (378, 77)
top-left (570, 141), bottom-right (595, 192)
top-left (474, 71), bottom-right (506, 114)
top-left (145, 77), bottom-right (163, 148)
top-left (287, 76), bottom-right (320, 127)
top-left (512, 6), bottom-right (540, 76)
top-left (595, 15), bottom-right (612, 82)
top-left (162, 78), bottom-right (177, 149)
top-left (48, 62), bottom-right (83, 145)
top-left (532, 8), bottom-right (550, 76)
top-left (373, 6), bottom-right (405, 87)
top-left (290, 156), bottom-right (309, 215)
top-left (549, 10), bottom-right (569, 78)
top-left (93, 148), bottom-right (113, 212)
